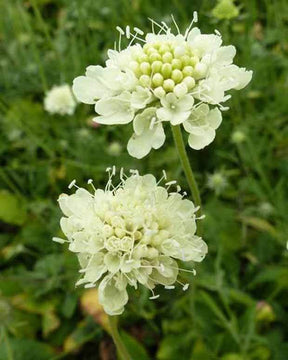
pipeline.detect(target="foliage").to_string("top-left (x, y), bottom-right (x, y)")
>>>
top-left (0, 0), bottom-right (287, 359)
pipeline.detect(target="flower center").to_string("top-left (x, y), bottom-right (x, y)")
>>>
top-left (128, 41), bottom-right (204, 96)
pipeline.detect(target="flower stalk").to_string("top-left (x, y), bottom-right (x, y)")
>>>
top-left (108, 316), bottom-right (132, 360)
top-left (171, 124), bottom-right (203, 236)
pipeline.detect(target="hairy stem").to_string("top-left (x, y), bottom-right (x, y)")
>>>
top-left (171, 124), bottom-right (203, 236)
top-left (108, 316), bottom-right (132, 360)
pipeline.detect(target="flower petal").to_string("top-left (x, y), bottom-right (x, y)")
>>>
top-left (188, 128), bottom-right (216, 150)
top-left (98, 275), bottom-right (128, 316)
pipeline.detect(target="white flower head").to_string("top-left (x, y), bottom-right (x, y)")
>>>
top-left (54, 168), bottom-right (207, 315)
top-left (72, 13), bottom-right (252, 158)
top-left (207, 171), bottom-right (228, 195)
top-left (44, 84), bottom-right (77, 116)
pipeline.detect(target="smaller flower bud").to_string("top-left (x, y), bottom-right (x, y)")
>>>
top-left (152, 73), bottom-right (164, 87)
top-left (140, 62), bottom-right (151, 75)
top-left (159, 44), bottom-right (170, 54)
top-left (151, 60), bottom-right (163, 73)
top-left (161, 63), bottom-right (172, 78)
top-left (182, 66), bottom-right (194, 77)
top-left (163, 79), bottom-right (175, 92)
top-left (149, 52), bottom-right (162, 62)
top-left (174, 45), bottom-right (186, 58)
top-left (138, 53), bottom-right (149, 63)
top-left (194, 63), bottom-right (207, 79)
top-left (183, 76), bottom-right (196, 89)
top-left (162, 52), bottom-right (173, 63)
top-left (115, 227), bottom-right (126, 238)
top-left (174, 83), bottom-right (188, 97)
top-left (154, 86), bottom-right (166, 98)
top-left (139, 75), bottom-right (151, 87)
top-left (171, 69), bottom-right (183, 83)
top-left (171, 59), bottom-right (182, 69)
top-left (181, 55), bottom-right (191, 66)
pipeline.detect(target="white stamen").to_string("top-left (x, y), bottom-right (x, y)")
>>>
top-left (183, 283), bottom-right (189, 291)
top-left (116, 26), bottom-right (124, 35)
top-left (165, 285), bottom-right (175, 290)
top-left (134, 27), bottom-right (144, 35)
top-left (149, 294), bottom-right (160, 300)
top-left (165, 180), bottom-right (177, 186)
top-left (52, 237), bottom-right (66, 244)
top-left (193, 11), bottom-right (198, 23)
top-left (171, 14), bottom-right (180, 34)
top-left (215, 29), bottom-right (221, 36)
top-left (68, 179), bottom-right (76, 189)
top-left (126, 25), bottom-right (131, 39)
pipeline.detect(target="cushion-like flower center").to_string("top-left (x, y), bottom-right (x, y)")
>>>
top-left (128, 41), bottom-right (204, 95)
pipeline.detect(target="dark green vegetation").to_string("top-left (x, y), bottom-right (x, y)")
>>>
top-left (0, 0), bottom-right (287, 359)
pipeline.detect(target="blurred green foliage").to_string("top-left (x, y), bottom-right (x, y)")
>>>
top-left (0, 0), bottom-right (288, 359)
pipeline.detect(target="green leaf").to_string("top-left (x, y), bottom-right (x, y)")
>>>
top-left (0, 190), bottom-right (27, 225)
top-left (0, 338), bottom-right (54, 360)
top-left (121, 331), bottom-right (150, 360)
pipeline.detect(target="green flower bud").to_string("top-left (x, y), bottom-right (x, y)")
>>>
top-left (174, 83), bottom-right (188, 97)
top-left (149, 52), bottom-right (162, 62)
top-left (162, 52), bottom-right (173, 63)
top-left (181, 55), bottom-right (191, 66)
top-left (140, 62), bottom-right (151, 75)
top-left (183, 76), bottom-right (196, 89)
top-left (151, 60), bottom-right (163, 73)
top-left (154, 86), bottom-right (166, 98)
top-left (152, 73), bottom-right (164, 87)
top-left (182, 66), bottom-right (194, 77)
top-left (161, 63), bottom-right (172, 78)
top-left (171, 69), bottom-right (183, 83)
top-left (171, 58), bottom-right (182, 70)
top-left (163, 79), bottom-right (175, 92)
top-left (139, 75), bottom-right (151, 87)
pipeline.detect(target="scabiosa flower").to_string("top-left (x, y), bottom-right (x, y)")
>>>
top-left (44, 84), bottom-right (77, 115)
top-left (72, 13), bottom-right (252, 158)
top-left (53, 168), bottom-right (207, 315)
top-left (207, 171), bottom-right (228, 195)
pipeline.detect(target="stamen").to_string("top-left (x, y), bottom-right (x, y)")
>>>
top-left (116, 26), bottom-right (125, 35)
top-left (149, 294), bottom-right (160, 300)
top-left (134, 27), bottom-right (144, 35)
top-left (164, 285), bottom-right (175, 289)
top-left (183, 283), bottom-right (189, 291)
top-left (171, 14), bottom-right (180, 35)
top-left (52, 237), bottom-right (67, 244)
top-left (68, 179), bottom-right (77, 189)
top-left (165, 180), bottom-right (177, 186)
top-left (126, 25), bottom-right (131, 39)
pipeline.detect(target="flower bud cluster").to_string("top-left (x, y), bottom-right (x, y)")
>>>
top-left (54, 169), bottom-right (207, 315)
top-left (73, 15), bottom-right (252, 159)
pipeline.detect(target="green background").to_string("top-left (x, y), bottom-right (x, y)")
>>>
top-left (0, 0), bottom-right (287, 359)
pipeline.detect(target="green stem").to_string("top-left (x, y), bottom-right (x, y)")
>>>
top-left (108, 316), bottom-right (132, 360)
top-left (171, 125), bottom-right (203, 236)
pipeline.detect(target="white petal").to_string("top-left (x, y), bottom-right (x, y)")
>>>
top-left (98, 275), bottom-right (128, 315)
top-left (152, 123), bottom-right (166, 150)
top-left (72, 76), bottom-right (102, 104)
top-left (157, 107), bottom-right (173, 122)
top-left (188, 128), bottom-right (216, 150)
top-left (177, 95), bottom-right (194, 111)
top-left (127, 132), bottom-right (152, 159)
top-left (207, 108), bottom-right (222, 129)
top-left (170, 111), bottom-right (190, 125)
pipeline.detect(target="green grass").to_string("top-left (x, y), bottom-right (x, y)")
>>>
top-left (0, 0), bottom-right (288, 359)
